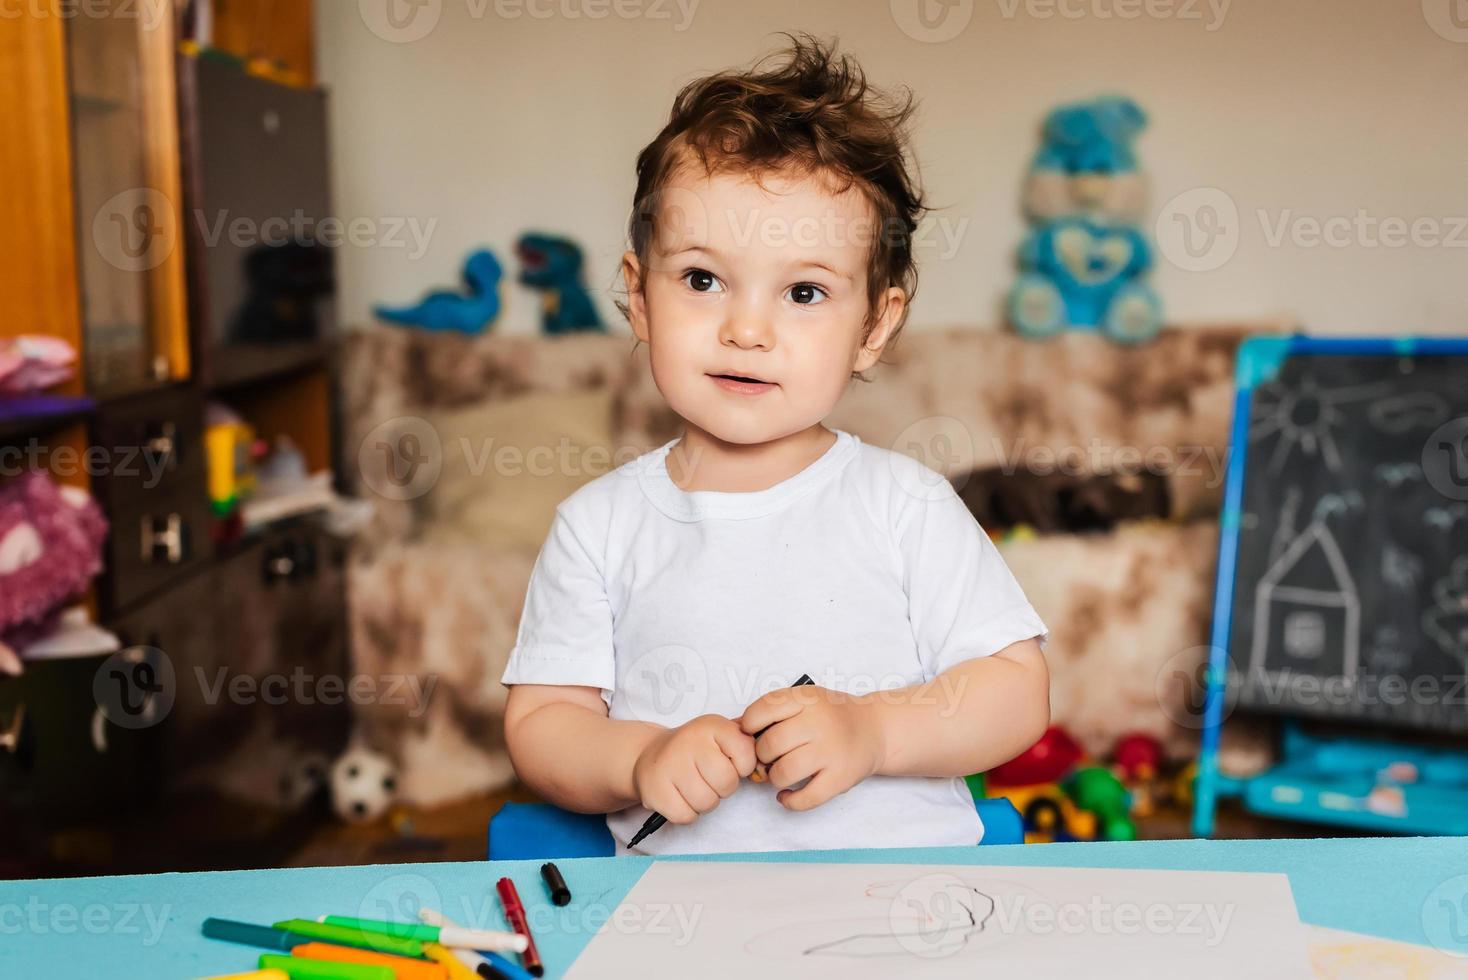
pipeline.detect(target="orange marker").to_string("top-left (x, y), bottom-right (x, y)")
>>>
top-left (291, 942), bottom-right (448, 980)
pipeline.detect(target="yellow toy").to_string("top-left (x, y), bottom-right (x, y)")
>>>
top-left (205, 419), bottom-right (257, 517)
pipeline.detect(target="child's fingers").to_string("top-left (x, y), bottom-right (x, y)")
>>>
top-left (711, 723), bottom-right (758, 777)
top-left (675, 763), bottom-right (722, 814)
top-left (777, 770), bottom-right (841, 812)
top-left (767, 745), bottom-right (821, 792)
top-left (695, 746), bottom-right (742, 799)
top-left (647, 783), bottom-right (698, 825)
top-left (753, 719), bottom-right (810, 767)
top-left (738, 690), bottom-right (806, 737)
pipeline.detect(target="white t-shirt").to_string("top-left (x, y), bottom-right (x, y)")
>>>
top-left (500, 427), bottom-right (1048, 855)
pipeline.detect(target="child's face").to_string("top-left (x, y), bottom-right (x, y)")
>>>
top-left (624, 161), bottom-right (906, 446)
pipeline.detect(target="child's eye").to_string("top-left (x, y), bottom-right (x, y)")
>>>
top-left (681, 268), bottom-right (724, 294)
top-left (786, 282), bottom-right (828, 306)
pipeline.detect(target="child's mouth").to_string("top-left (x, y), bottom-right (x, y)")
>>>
top-left (708, 373), bottom-right (776, 394)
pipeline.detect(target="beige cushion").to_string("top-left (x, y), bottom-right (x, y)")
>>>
top-left (422, 388), bottom-right (618, 550)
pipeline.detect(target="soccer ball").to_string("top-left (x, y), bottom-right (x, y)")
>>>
top-left (330, 746), bottom-right (398, 823)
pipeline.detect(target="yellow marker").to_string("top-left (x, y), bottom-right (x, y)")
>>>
top-left (423, 942), bottom-right (480, 980)
top-left (197, 971), bottom-right (290, 980)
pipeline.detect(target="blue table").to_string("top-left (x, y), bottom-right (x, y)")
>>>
top-left (3, 836), bottom-right (1465, 977)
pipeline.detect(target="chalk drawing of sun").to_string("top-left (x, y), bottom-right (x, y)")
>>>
top-left (1249, 376), bottom-right (1391, 476)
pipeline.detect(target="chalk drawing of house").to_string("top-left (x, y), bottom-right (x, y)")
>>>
top-left (1249, 521), bottom-right (1361, 682)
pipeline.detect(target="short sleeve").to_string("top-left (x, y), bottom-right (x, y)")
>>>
top-left (500, 506), bottom-right (616, 696)
top-left (894, 473), bottom-right (1049, 679)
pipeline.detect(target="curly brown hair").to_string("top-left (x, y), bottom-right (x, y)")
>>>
top-left (621, 33), bottom-right (928, 374)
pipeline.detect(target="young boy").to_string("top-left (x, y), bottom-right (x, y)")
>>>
top-left (502, 35), bottom-right (1050, 855)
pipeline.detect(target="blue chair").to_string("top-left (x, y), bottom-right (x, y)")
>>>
top-left (488, 798), bottom-right (1025, 861)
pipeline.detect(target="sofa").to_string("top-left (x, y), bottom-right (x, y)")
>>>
top-left (340, 323), bottom-right (1251, 806)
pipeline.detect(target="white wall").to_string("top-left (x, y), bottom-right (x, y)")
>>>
top-left (318, 0), bottom-right (1468, 337)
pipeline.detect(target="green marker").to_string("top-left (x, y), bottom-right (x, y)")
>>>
top-left (271, 919), bottom-right (424, 958)
top-left (258, 953), bottom-right (395, 980)
top-left (322, 915), bottom-right (527, 953)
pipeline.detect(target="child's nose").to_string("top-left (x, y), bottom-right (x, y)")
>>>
top-left (719, 304), bottom-right (775, 350)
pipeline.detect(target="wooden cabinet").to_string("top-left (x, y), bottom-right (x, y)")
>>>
top-left (65, 0), bottom-right (190, 396)
top-left (2, 1), bottom-right (346, 875)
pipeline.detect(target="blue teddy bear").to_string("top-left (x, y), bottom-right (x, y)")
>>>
top-left (1009, 96), bottom-right (1162, 344)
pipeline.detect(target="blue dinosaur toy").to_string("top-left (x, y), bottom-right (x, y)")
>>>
top-left (374, 249), bottom-right (503, 334)
top-left (1009, 96), bottom-right (1162, 344)
top-left (516, 232), bottom-right (605, 334)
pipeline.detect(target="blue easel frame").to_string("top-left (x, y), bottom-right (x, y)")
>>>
top-left (1192, 334), bottom-right (1468, 837)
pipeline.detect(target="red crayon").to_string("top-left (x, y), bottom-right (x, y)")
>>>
top-left (496, 876), bottom-right (544, 977)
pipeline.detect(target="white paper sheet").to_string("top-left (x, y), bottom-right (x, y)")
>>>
top-left (566, 861), bottom-right (1314, 979)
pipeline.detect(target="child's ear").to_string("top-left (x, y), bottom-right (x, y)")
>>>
top-left (853, 286), bottom-right (906, 372)
top-left (622, 250), bottom-right (651, 343)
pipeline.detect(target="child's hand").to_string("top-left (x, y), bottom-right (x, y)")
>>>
top-left (738, 686), bottom-right (887, 811)
top-left (631, 715), bottom-right (757, 825)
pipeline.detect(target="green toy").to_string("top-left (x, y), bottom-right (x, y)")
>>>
top-left (1064, 766), bottom-right (1137, 841)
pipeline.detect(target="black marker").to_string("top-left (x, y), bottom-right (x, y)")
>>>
top-left (626, 674), bottom-right (815, 849)
top-left (541, 862), bottom-right (571, 906)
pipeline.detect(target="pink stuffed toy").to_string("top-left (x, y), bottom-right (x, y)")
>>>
top-left (0, 335), bottom-right (77, 394)
top-left (0, 471), bottom-right (108, 672)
